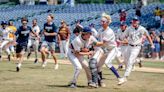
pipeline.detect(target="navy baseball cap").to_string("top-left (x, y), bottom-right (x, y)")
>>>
top-left (120, 22), bottom-right (127, 26)
top-left (132, 16), bottom-right (139, 21)
top-left (1, 21), bottom-right (7, 25)
top-left (82, 27), bottom-right (92, 33)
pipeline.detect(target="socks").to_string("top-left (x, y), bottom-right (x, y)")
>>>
top-left (110, 66), bottom-right (120, 78)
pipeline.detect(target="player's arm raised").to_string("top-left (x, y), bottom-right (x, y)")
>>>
top-left (144, 29), bottom-right (155, 48)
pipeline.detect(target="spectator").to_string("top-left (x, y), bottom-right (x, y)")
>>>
top-left (154, 6), bottom-right (161, 21)
top-left (160, 15), bottom-right (164, 31)
top-left (150, 31), bottom-right (160, 60)
top-left (135, 7), bottom-right (141, 17)
top-left (119, 9), bottom-right (127, 23)
top-left (58, 20), bottom-right (70, 59)
top-left (159, 30), bottom-right (164, 60)
top-left (136, 0), bottom-right (143, 9)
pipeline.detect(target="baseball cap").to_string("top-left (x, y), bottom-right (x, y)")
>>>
top-left (132, 16), bottom-right (139, 21)
top-left (121, 9), bottom-right (125, 12)
top-left (82, 27), bottom-right (92, 33)
top-left (120, 22), bottom-right (126, 26)
top-left (1, 21), bottom-right (7, 25)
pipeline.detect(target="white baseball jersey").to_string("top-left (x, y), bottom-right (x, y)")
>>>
top-left (116, 29), bottom-right (129, 45)
top-left (116, 29), bottom-right (126, 41)
top-left (71, 35), bottom-right (97, 52)
top-left (122, 25), bottom-right (149, 45)
top-left (98, 27), bottom-right (117, 49)
top-left (0, 28), bottom-right (10, 41)
top-left (30, 25), bottom-right (40, 39)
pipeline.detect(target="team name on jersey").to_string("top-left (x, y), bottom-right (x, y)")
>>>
top-left (45, 26), bottom-right (53, 30)
top-left (21, 30), bottom-right (30, 34)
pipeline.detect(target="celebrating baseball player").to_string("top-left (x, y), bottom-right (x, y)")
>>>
top-left (88, 13), bottom-right (123, 87)
top-left (27, 19), bottom-right (40, 63)
top-left (67, 27), bottom-right (98, 88)
top-left (7, 20), bottom-right (17, 58)
top-left (15, 17), bottom-right (39, 72)
top-left (118, 17), bottom-right (155, 85)
top-left (0, 21), bottom-right (13, 61)
top-left (40, 14), bottom-right (58, 69)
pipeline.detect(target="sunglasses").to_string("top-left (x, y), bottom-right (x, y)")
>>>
top-left (22, 22), bottom-right (27, 25)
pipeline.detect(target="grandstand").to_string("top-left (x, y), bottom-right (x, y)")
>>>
top-left (0, 0), bottom-right (163, 34)
top-left (0, 2), bottom-right (163, 31)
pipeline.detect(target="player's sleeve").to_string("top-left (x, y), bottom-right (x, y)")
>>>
top-left (91, 36), bottom-right (98, 43)
top-left (72, 39), bottom-right (81, 52)
top-left (36, 26), bottom-right (40, 34)
top-left (15, 27), bottom-right (20, 36)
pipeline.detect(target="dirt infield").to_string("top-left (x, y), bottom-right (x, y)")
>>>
top-left (26, 58), bottom-right (164, 74)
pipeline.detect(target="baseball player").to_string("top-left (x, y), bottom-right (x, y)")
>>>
top-left (15, 17), bottom-right (39, 72)
top-left (40, 14), bottom-right (58, 69)
top-left (89, 13), bottom-right (123, 87)
top-left (118, 17), bottom-right (155, 85)
top-left (0, 21), bottom-right (12, 61)
top-left (116, 22), bottom-right (143, 70)
top-left (115, 22), bottom-right (128, 70)
top-left (67, 27), bottom-right (97, 88)
top-left (27, 19), bottom-right (40, 63)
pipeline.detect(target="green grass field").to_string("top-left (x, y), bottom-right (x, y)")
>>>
top-left (0, 59), bottom-right (164, 92)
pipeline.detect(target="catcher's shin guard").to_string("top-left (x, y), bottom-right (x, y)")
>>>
top-left (89, 58), bottom-right (99, 84)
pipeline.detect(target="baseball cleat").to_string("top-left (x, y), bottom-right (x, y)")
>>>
top-left (118, 77), bottom-right (127, 85)
top-left (69, 83), bottom-right (77, 88)
top-left (54, 64), bottom-right (59, 70)
top-left (88, 82), bottom-right (99, 88)
top-left (42, 61), bottom-right (47, 68)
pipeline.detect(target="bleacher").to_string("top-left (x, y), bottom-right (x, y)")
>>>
top-left (0, 3), bottom-right (163, 31)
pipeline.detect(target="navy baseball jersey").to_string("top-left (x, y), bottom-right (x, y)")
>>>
top-left (44, 22), bottom-right (57, 42)
top-left (15, 26), bottom-right (32, 43)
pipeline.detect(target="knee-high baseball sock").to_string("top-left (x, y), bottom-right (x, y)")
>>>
top-left (98, 71), bottom-right (102, 79)
top-left (110, 66), bottom-right (120, 78)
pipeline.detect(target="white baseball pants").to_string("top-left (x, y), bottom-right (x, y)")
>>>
top-left (59, 40), bottom-right (69, 58)
top-left (0, 40), bottom-right (10, 56)
top-left (67, 50), bottom-right (91, 83)
top-left (27, 39), bottom-right (39, 59)
top-left (124, 45), bottom-right (141, 77)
